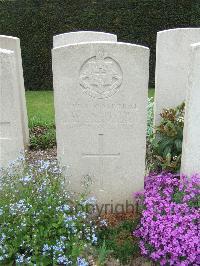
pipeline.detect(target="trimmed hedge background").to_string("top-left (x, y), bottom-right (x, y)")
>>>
top-left (0, 0), bottom-right (199, 90)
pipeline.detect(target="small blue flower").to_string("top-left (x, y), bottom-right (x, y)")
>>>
top-left (42, 244), bottom-right (51, 254)
top-left (77, 257), bottom-right (89, 266)
top-left (38, 160), bottom-right (50, 171)
top-left (64, 215), bottom-right (73, 223)
top-left (81, 197), bottom-right (96, 206)
top-left (60, 236), bottom-right (67, 241)
top-left (57, 255), bottom-right (72, 265)
top-left (91, 233), bottom-right (98, 244)
top-left (16, 254), bottom-right (25, 263)
top-left (99, 219), bottom-right (108, 227)
top-left (19, 175), bottom-right (32, 183)
top-left (63, 204), bottom-right (70, 211)
top-left (0, 233), bottom-right (6, 243)
top-left (52, 240), bottom-right (65, 253)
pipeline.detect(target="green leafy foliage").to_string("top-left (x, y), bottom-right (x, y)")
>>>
top-left (147, 97), bottom-right (154, 138)
top-left (95, 240), bottom-right (112, 266)
top-left (148, 102), bottom-right (185, 172)
top-left (97, 219), bottom-right (140, 265)
top-left (146, 97), bottom-right (155, 172)
top-left (29, 125), bottom-right (56, 150)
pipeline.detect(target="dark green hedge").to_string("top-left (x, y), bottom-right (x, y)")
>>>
top-left (0, 0), bottom-right (199, 90)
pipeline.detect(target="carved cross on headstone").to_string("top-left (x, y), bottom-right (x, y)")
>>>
top-left (82, 134), bottom-right (120, 186)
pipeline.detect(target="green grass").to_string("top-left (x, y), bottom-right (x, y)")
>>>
top-left (148, 88), bottom-right (155, 98)
top-left (26, 91), bottom-right (55, 128)
top-left (26, 91), bottom-right (56, 149)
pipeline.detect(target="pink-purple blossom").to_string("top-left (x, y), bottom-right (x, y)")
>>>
top-left (134, 172), bottom-right (200, 266)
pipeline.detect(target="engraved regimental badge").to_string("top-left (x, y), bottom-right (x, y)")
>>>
top-left (79, 50), bottom-right (123, 99)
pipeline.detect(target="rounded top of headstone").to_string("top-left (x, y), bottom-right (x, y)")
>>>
top-left (53, 31), bottom-right (117, 48)
top-left (157, 28), bottom-right (200, 36)
top-left (0, 35), bottom-right (19, 40)
top-left (53, 41), bottom-right (149, 53)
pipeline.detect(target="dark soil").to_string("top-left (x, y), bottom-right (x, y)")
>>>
top-left (26, 147), bottom-right (57, 164)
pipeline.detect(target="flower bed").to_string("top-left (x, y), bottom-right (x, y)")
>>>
top-left (0, 157), bottom-right (199, 265)
top-left (134, 172), bottom-right (200, 266)
top-left (0, 158), bottom-right (99, 265)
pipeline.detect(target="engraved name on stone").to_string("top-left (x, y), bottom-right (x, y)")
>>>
top-left (64, 103), bottom-right (138, 126)
top-left (79, 50), bottom-right (123, 99)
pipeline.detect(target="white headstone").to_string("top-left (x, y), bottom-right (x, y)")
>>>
top-left (53, 31), bottom-right (117, 48)
top-left (0, 35), bottom-right (29, 146)
top-left (0, 48), bottom-right (24, 168)
top-left (52, 42), bottom-right (149, 205)
top-left (154, 28), bottom-right (200, 125)
top-left (181, 43), bottom-right (200, 176)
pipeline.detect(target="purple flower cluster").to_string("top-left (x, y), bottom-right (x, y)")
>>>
top-left (134, 172), bottom-right (200, 266)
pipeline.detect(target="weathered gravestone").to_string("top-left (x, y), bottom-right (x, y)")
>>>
top-left (53, 31), bottom-right (117, 48)
top-left (52, 42), bottom-right (149, 205)
top-left (154, 28), bottom-right (200, 125)
top-left (181, 43), bottom-right (200, 176)
top-left (0, 48), bottom-right (24, 168)
top-left (0, 35), bottom-right (29, 146)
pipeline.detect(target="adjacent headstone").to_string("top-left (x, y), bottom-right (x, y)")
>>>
top-left (0, 48), bottom-right (24, 168)
top-left (154, 28), bottom-right (200, 125)
top-left (53, 31), bottom-right (117, 48)
top-left (0, 35), bottom-right (29, 146)
top-left (52, 42), bottom-right (149, 205)
top-left (181, 43), bottom-right (200, 176)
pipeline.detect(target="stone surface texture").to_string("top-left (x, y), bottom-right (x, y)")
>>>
top-left (0, 35), bottom-right (29, 146)
top-left (181, 43), bottom-right (200, 176)
top-left (0, 48), bottom-right (24, 167)
top-left (154, 28), bottom-right (200, 125)
top-left (53, 31), bottom-right (117, 48)
top-left (52, 41), bottom-right (149, 205)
